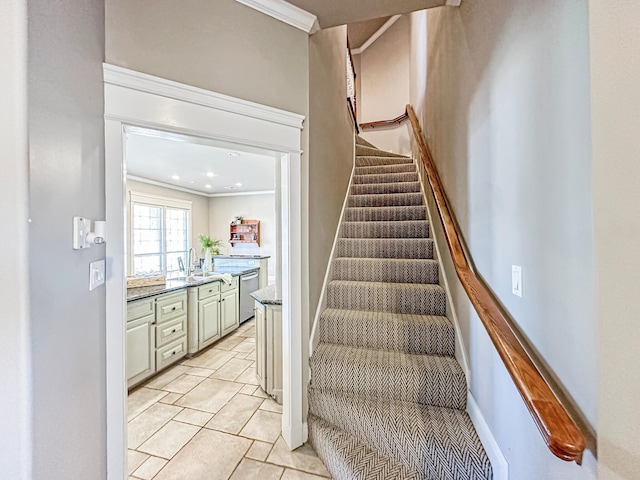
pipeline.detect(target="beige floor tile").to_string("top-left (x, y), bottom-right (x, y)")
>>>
top-left (212, 335), bottom-right (245, 351)
top-left (210, 358), bottom-right (253, 381)
top-left (252, 387), bottom-right (269, 398)
top-left (239, 384), bottom-right (258, 395)
top-left (235, 366), bottom-right (260, 386)
top-left (138, 420), bottom-right (200, 459)
top-left (230, 458), bottom-right (283, 479)
top-left (173, 408), bottom-right (214, 427)
top-left (259, 398), bottom-right (283, 413)
top-left (143, 365), bottom-right (190, 390)
top-left (132, 456), bottom-right (168, 480)
top-left (175, 378), bottom-right (243, 413)
top-left (241, 350), bottom-right (256, 360)
top-left (231, 339), bottom-right (256, 353)
top-left (281, 468), bottom-right (330, 480)
top-left (161, 374), bottom-right (206, 394)
top-left (204, 394), bottom-right (263, 434)
top-left (185, 367), bottom-right (215, 377)
top-left (239, 409), bottom-right (282, 443)
top-left (158, 392), bottom-right (183, 405)
top-left (128, 388), bottom-right (169, 421)
top-left (154, 429), bottom-right (251, 480)
top-left (236, 329), bottom-right (255, 338)
top-left (127, 450), bottom-right (149, 475)
top-left (128, 403), bottom-right (183, 449)
top-left (182, 348), bottom-right (237, 370)
top-left (245, 440), bottom-right (273, 462)
top-left (267, 437), bottom-right (330, 477)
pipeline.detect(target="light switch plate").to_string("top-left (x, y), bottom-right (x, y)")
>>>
top-left (90, 259), bottom-right (106, 291)
top-left (512, 265), bottom-right (523, 297)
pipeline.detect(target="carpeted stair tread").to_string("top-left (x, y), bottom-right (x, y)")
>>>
top-left (310, 343), bottom-right (467, 410)
top-left (355, 164), bottom-right (417, 175)
top-left (348, 192), bottom-right (424, 207)
top-left (344, 205), bottom-right (426, 222)
top-left (327, 280), bottom-right (446, 315)
top-left (356, 145), bottom-right (410, 158)
top-left (351, 181), bottom-right (421, 195)
top-left (342, 220), bottom-right (429, 239)
top-left (308, 415), bottom-right (422, 480)
top-left (355, 156), bottom-right (414, 167)
top-left (319, 308), bottom-right (454, 355)
top-left (353, 172), bottom-right (419, 184)
top-left (337, 238), bottom-right (434, 259)
top-left (332, 257), bottom-right (439, 284)
top-left (355, 136), bottom-right (378, 148)
top-left (308, 391), bottom-right (492, 480)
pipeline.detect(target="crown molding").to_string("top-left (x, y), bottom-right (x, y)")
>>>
top-left (352, 15), bottom-right (401, 55)
top-left (103, 64), bottom-right (305, 129)
top-left (446, 0), bottom-right (462, 5)
top-left (127, 175), bottom-right (275, 198)
top-left (235, 0), bottom-right (319, 33)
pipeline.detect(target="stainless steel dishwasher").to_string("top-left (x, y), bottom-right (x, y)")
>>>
top-left (239, 271), bottom-right (260, 323)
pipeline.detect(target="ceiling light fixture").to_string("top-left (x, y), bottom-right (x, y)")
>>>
top-left (206, 172), bottom-right (215, 177)
top-left (172, 175), bottom-right (180, 180)
top-left (205, 184), bottom-right (212, 189)
top-left (235, 183), bottom-right (243, 187)
top-left (228, 152), bottom-right (240, 157)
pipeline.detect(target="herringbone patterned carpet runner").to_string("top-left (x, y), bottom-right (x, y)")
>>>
top-left (308, 136), bottom-right (493, 480)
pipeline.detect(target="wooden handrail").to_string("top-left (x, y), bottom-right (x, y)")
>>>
top-left (406, 104), bottom-right (586, 463)
top-left (360, 109), bottom-right (409, 130)
top-left (347, 98), bottom-right (360, 134)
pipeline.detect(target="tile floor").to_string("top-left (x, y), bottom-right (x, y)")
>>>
top-left (127, 319), bottom-right (331, 480)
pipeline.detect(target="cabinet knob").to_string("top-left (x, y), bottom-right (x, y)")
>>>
top-left (172, 329), bottom-right (176, 333)
top-left (172, 351), bottom-right (176, 355)
top-left (172, 307), bottom-right (176, 311)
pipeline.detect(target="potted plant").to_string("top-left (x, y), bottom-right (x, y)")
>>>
top-left (198, 235), bottom-right (222, 272)
top-left (233, 215), bottom-right (244, 225)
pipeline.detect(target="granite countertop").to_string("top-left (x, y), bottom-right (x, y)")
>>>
top-left (250, 284), bottom-right (282, 306)
top-left (127, 267), bottom-right (259, 302)
top-left (214, 255), bottom-right (271, 259)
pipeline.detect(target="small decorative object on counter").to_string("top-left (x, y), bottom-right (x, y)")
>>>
top-left (233, 215), bottom-right (244, 226)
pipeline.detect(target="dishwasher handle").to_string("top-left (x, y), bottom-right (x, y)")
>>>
top-left (241, 273), bottom-right (259, 281)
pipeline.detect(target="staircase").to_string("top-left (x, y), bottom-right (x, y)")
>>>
top-left (308, 137), bottom-right (493, 480)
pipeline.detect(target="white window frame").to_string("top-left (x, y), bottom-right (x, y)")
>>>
top-left (128, 191), bottom-right (192, 276)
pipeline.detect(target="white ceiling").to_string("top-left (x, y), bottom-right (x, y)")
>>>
top-left (125, 130), bottom-right (276, 196)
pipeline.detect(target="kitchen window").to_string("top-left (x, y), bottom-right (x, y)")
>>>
top-left (129, 192), bottom-right (192, 277)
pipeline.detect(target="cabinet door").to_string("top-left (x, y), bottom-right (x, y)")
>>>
top-left (126, 314), bottom-right (155, 387)
top-left (199, 296), bottom-right (221, 349)
top-left (254, 302), bottom-right (267, 391)
top-left (221, 289), bottom-right (239, 336)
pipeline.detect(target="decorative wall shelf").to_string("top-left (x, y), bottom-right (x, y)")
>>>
top-left (229, 219), bottom-right (260, 246)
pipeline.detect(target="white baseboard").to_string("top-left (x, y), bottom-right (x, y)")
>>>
top-left (467, 393), bottom-right (509, 479)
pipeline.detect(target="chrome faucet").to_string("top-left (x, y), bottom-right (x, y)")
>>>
top-left (188, 247), bottom-right (197, 276)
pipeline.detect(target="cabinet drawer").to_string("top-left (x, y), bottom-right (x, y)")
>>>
top-left (156, 336), bottom-right (187, 371)
top-left (198, 282), bottom-right (220, 300)
top-left (127, 297), bottom-right (154, 322)
top-left (156, 291), bottom-right (187, 324)
top-left (156, 315), bottom-right (187, 348)
top-left (220, 276), bottom-right (238, 293)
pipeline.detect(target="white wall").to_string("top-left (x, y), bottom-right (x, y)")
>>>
top-left (357, 15), bottom-right (411, 154)
top-left (28, 0), bottom-right (107, 477)
top-left (590, 1), bottom-right (640, 478)
top-left (411, 1), bottom-right (597, 478)
top-left (0, 1), bottom-right (31, 478)
top-left (126, 179), bottom-right (210, 268)
top-left (208, 194), bottom-right (277, 278)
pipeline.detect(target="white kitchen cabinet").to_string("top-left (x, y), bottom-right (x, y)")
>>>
top-left (199, 295), bottom-right (221, 349)
top-left (126, 313), bottom-right (155, 387)
top-left (254, 299), bottom-right (282, 403)
top-left (221, 288), bottom-right (239, 336)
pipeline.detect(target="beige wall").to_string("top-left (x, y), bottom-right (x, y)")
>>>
top-left (126, 180), bottom-right (211, 268)
top-left (308, 25), bottom-right (355, 321)
top-left (411, 2), bottom-right (597, 478)
top-left (357, 15), bottom-right (411, 154)
top-left (208, 194), bottom-right (277, 279)
top-left (590, 1), bottom-right (640, 478)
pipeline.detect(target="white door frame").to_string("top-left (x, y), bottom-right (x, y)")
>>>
top-left (103, 64), bottom-right (307, 479)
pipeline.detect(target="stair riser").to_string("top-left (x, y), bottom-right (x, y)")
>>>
top-left (342, 221), bottom-right (429, 239)
top-left (308, 393), bottom-right (492, 480)
top-left (319, 310), bottom-right (454, 355)
top-left (355, 157), bottom-right (413, 167)
top-left (353, 173), bottom-right (418, 185)
top-left (356, 145), bottom-right (408, 157)
top-left (344, 206), bottom-right (426, 222)
top-left (332, 258), bottom-right (439, 285)
top-left (337, 239), bottom-right (434, 259)
top-left (348, 193), bottom-right (424, 207)
top-left (355, 164), bottom-right (416, 175)
top-left (327, 283), bottom-right (446, 316)
top-left (355, 136), bottom-right (377, 148)
top-left (351, 182), bottom-right (420, 195)
top-left (310, 347), bottom-right (465, 409)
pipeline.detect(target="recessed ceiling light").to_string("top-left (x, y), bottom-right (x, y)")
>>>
top-left (172, 175), bottom-right (180, 180)
top-left (190, 181), bottom-right (195, 184)
top-left (235, 182), bottom-right (243, 187)
top-left (206, 172), bottom-right (215, 177)
top-left (228, 152), bottom-right (240, 157)
top-left (205, 184), bottom-right (212, 189)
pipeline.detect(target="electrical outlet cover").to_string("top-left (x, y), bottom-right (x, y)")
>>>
top-left (90, 259), bottom-right (106, 291)
top-left (512, 265), bottom-right (523, 297)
